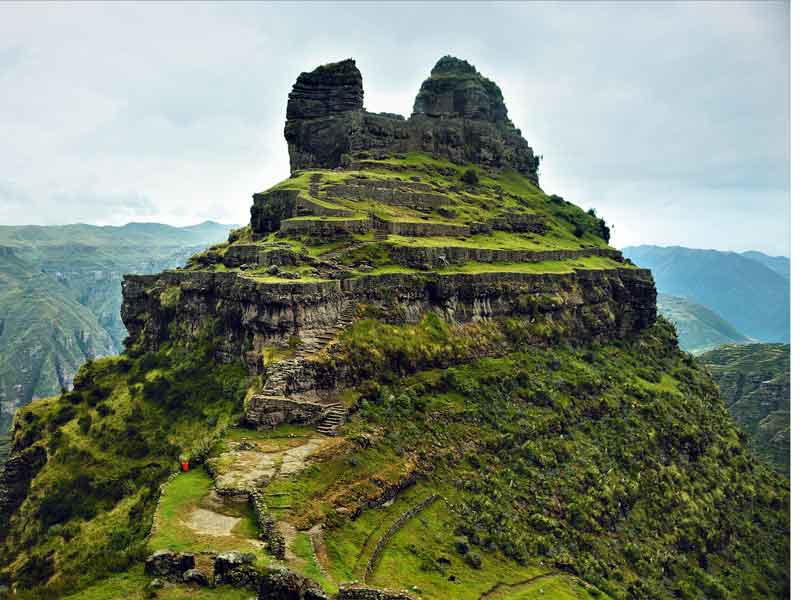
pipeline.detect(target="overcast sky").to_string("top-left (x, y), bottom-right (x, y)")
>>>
top-left (0, 2), bottom-right (789, 255)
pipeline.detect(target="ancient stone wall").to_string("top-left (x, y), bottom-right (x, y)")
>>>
top-left (388, 246), bottom-right (623, 269)
top-left (323, 181), bottom-right (451, 212)
top-left (364, 495), bottom-right (438, 580)
top-left (338, 586), bottom-right (415, 600)
top-left (384, 220), bottom-right (470, 238)
top-left (244, 395), bottom-right (325, 428)
top-left (279, 218), bottom-right (371, 238)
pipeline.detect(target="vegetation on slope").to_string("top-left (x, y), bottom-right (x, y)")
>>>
top-left (313, 316), bottom-right (788, 599)
top-left (0, 327), bottom-right (252, 598)
top-left (0, 222), bottom-right (234, 460)
top-left (0, 251), bottom-right (117, 458)
top-left (699, 343), bottom-right (789, 476)
top-left (1, 316), bottom-right (788, 599)
top-left (657, 294), bottom-right (750, 354)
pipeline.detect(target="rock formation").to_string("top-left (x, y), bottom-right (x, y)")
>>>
top-left (284, 56), bottom-right (541, 183)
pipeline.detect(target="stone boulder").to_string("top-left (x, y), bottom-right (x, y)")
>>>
top-left (144, 550), bottom-right (195, 581)
top-left (214, 551), bottom-right (259, 588)
top-left (182, 568), bottom-right (210, 586)
top-left (258, 569), bottom-right (327, 600)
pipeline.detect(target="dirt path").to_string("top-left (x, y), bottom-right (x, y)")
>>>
top-left (478, 573), bottom-right (559, 599)
top-left (210, 434), bottom-right (334, 492)
top-left (185, 507), bottom-right (241, 537)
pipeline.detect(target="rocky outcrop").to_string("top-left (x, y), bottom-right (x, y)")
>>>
top-left (122, 267), bottom-right (656, 382)
top-left (258, 569), bottom-right (327, 599)
top-left (338, 585), bottom-right (415, 600)
top-left (0, 443), bottom-right (46, 539)
top-left (287, 59), bottom-right (364, 120)
top-left (281, 57), bottom-right (540, 184)
top-left (144, 550), bottom-right (195, 581)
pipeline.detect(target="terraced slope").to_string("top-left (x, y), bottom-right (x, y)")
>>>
top-left (657, 294), bottom-right (750, 353)
top-left (0, 248), bottom-right (117, 455)
top-left (699, 343), bottom-right (790, 475)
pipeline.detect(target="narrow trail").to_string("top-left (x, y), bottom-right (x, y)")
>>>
top-left (478, 572), bottom-right (558, 599)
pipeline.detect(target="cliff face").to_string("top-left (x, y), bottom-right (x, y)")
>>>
top-left (123, 267), bottom-right (656, 375)
top-left (284, 57), bottom-right (541, 183)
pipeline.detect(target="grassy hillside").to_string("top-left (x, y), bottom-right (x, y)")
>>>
top-left (0, 250), bottom-right (116, 461)
top-left (699, 343), bottom-right (789, 476)
top-left (0, 154), bottom-right (789, 599)
top-left (0, 222), bottom-right (234, 456)
top-left (657, 294), bottom-right (750, 354)
top-left (1, 221), bottom-right (236, 348)
top-left (0, 317), bottom-right (788, 599)
top-left (624, 246), bottom-right (789, 343)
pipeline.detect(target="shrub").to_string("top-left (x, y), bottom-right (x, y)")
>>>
top-left (464, 550), bottom-right (482, 569)
top-left (460, 168), bottom-right (479, 186)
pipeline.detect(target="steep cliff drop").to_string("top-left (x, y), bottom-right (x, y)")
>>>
top-left (0, 57), bottom-right (787, 600)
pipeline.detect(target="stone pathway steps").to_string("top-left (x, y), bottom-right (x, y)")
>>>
top-left (258, 299), bottom-right (356, 435)
top-left (316, 404), bottom-right (347, 436)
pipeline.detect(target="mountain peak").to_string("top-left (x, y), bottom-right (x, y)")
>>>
top-left (284, 55), bottom-right (538, 181)
top-left (413, 55), bottom-right (510, 124)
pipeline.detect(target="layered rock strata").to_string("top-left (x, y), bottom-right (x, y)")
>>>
top-left (122, 267), bottom-right (656, 375)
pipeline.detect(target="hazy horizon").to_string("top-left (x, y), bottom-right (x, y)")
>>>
top-left (0, 2), bottom-right (789, 254)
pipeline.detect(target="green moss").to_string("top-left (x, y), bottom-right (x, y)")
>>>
top-left (159, 286), bottom-right (181, 309)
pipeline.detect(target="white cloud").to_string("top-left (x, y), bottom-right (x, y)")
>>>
top-left (0, 1), bottom-right (789, 254)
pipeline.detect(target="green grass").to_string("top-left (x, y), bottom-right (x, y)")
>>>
top-left (368, 494), bottom-right (606, 599)
top-left (291, 533), bottom-right (338, 595)
top-left (149, 469), bottom-right (263, 559)
top-left (62, 565), bottom-right (254, 600)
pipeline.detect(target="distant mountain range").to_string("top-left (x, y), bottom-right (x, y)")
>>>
top-left (699, 343), bottom-right (790, 476)
top-left (624, 245), bottom-right (789, 343)
top-left (657, 294), bottom-right (750, 354)
top-left (0, 221), bottom-right (236, 450)
top-left (741, 250), bottom-right (790, 280)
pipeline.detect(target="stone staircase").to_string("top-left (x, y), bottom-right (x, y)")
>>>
top-left (255, 299), bottom-right (356, 435)
top-left (316, 403), bottom-right (347, 436)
